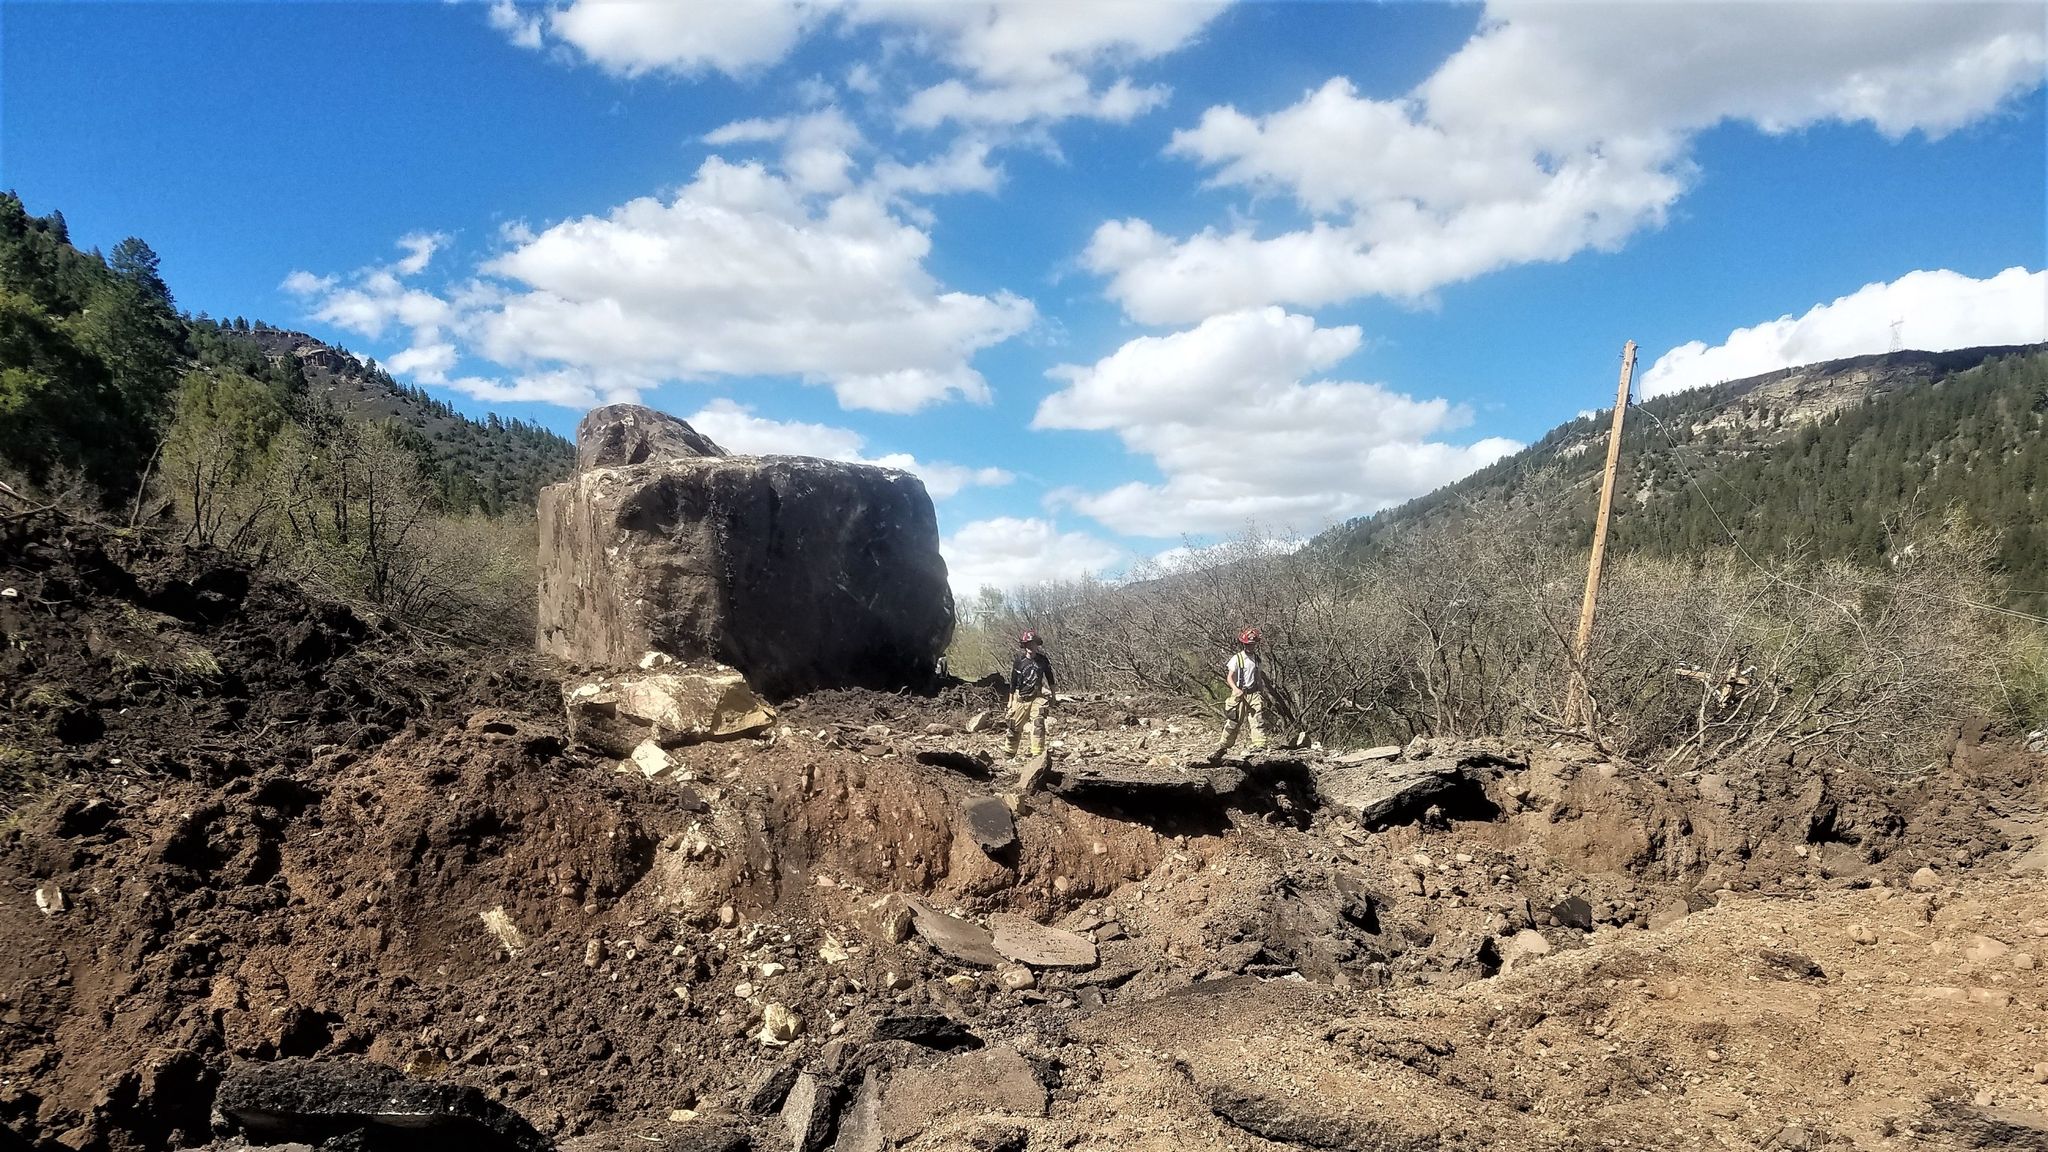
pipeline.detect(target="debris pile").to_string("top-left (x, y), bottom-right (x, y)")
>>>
top-left (3, 516), bottom-right (2046, 1151)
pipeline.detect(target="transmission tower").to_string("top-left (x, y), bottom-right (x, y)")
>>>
top-left (1888, 318), bottom-right (1904, 353)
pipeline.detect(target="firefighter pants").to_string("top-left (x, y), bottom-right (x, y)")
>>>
top-left (1006, 692), bottom-right (1049, 757)
top-left (1214, 691), bottom-right (1267, 756)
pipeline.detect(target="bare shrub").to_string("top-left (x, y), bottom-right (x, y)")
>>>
top-left (951, 511), bottom-right (2038, 774)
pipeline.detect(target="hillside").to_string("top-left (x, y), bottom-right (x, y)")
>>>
top-left (1323, 344), bottom-right (2048, 596)
top-left (0, 191), bottom-right (571, 520)
top-left (193, 320), bottom-right (573, 517)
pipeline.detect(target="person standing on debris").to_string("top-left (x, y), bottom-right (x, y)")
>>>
top-left (1006, 630), bottom-right (1057, 759)
top-left (1211, 628), bottom-right (1269, 760)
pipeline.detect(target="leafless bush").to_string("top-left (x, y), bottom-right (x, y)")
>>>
top-left (952, 511), bottom-right (2035, 774)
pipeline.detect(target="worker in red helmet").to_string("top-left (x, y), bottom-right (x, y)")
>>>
top-left (1210, 627), bottom-right (1268, 761)
top-left (1006, 629), bottom-right (1058, 760)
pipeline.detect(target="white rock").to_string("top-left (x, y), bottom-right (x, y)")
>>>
top-left (479, 906), bottom-right (525, 955)
top-left (631, 739), bottom-right (675, 778)
top-left (759, 1002), bottom-right (803, 1045)
top-left (34, 882), bottom-right (65, 916)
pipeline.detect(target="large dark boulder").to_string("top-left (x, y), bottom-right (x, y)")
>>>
top-left (538, 405), bottom-right (954, 698)
top-left (576, 404), bottom-right (727, 471)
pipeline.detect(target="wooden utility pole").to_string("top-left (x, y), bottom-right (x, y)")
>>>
top-left (1565, 340), bottom-right (1637, 729)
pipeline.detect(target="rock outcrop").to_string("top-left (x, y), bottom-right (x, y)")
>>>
top-left (537, 405), bottom-right (954, 697)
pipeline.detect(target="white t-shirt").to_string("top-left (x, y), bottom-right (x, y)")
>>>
top-left (1226, 651), bottom-right (1259, 691)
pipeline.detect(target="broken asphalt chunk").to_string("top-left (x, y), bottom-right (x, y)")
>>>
top-left (212, 1056), bottom-right (551, 1152)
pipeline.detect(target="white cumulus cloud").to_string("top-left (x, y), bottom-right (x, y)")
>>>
top-left (1092, 1), bottom-right (2046, 323)
top-left (1641, 267), bottom-right (2048, 398)
top-left (941, 516), bottom-right (1127, 597)
top-left (507, 0), bottom-right (814, 79)
top-left (681, 397), bottom-right (1014, 499)
top-left (873, 0), bottom-right (1230, 130)
top-left (1035, 307), bottom-right (1519, 537)
top-left (288, 156), bottom-right (1035, 412)
top-left (495, 0), bottom-right (1227, 130)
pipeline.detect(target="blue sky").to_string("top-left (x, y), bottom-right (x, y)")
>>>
top-left (6, 1), bottom-right (2045, 592)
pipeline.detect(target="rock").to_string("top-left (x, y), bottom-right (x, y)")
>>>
top-left (564, 666), bottom-right (775, 757)
top-left (1963, 935), bottom-right (2013, 965)
top-left (870, 1013), bottom-right (984, 1051)
top-left (574, 403), bottom-right (726, 471)
top-left (759, 1002), bottom-right (804, 1045)
top-left (962, 796), bottom-right (1018, 856)
top-left (33, 882), bottom-right (65, 915)
top-left (1016, 752), bottom-right (1052, 796)
top-left (1551, 895), bottom-right (1594, 932)
top-left (1315, 757), bottom-right (1490, 829)
top-left (1497, 929), bottom-right (1551, 974)
top-left (781, 1073), bottom-right (842, 1152)
top-left (1908, 865), bottom-right (1943, 892)
top-left (2014, 952), bottom-right (2038, 972)
top-left (1848, 923), bottom-right (1878, 946)
top-left (998, 966), bottom-right (1036, 991)
top-left (988, 914), bottom-right (1098, 969)
top-left (213, 1057), bottom-right (551, 1152)
top-left (584, 938), bottom-right (607, 968)
top-left (832, 1070), bottom-right (885, 1152)
top-left (903, 897), bottom-right (1005, 968)
top-left (630, 739), bottom-right (678, 778)
top-left (2012, 843), bottom-right (2048, 877)
top-left (743, 1064), bottom-right (801, 1114)
top-left (537, 419), bottom-right (954, 697)
top-left (479, 906), bottom-right (527, 956)
top-left (818, 936), bottom-right (852, 965)
top-left (879, 1048), bottom-right (1047, 1144)
top-left (964, 710), bottom-right (991, 733)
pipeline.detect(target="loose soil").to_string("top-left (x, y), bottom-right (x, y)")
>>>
top-left (2, 515), bottom-right (2043, 1151)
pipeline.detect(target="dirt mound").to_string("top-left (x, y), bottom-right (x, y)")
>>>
top-left (2, 515), bottom-right (2042, 1151)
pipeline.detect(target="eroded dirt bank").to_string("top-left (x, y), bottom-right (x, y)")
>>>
top-left (2, 520), bottom-right (2044, 1151)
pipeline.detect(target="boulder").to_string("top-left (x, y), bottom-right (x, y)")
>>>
top-left (211, 1057), bottom-right (551, 1152)
top-left (575, 404), bottom-right (726, 471)
top-left (962, 796), bottom-right (1018, 856)
top-left (538, 407), bottom-right (954, 698)
top-left (903, 896), bottom-right (1004, 968)
top-left (781, 1073), bottom-right (842, 1152)
top-left (563, 665), bottom-right (774, 757)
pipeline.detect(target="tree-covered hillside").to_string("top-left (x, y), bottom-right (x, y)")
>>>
top-left (0, 191), bottom-right (571, 515)
top-left (1325, 345), bottom-right (2048, 600)
top-left (0, 191), bottom-right (573, 641)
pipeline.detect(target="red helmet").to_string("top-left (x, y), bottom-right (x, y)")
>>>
top-left (1019, 629), bottom-right (1039, 646)
top-left (1238, 628), bottom-right (1260, 645)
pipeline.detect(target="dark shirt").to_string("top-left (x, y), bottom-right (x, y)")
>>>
top-left (1012, 648), bottom-right (1055, 698)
